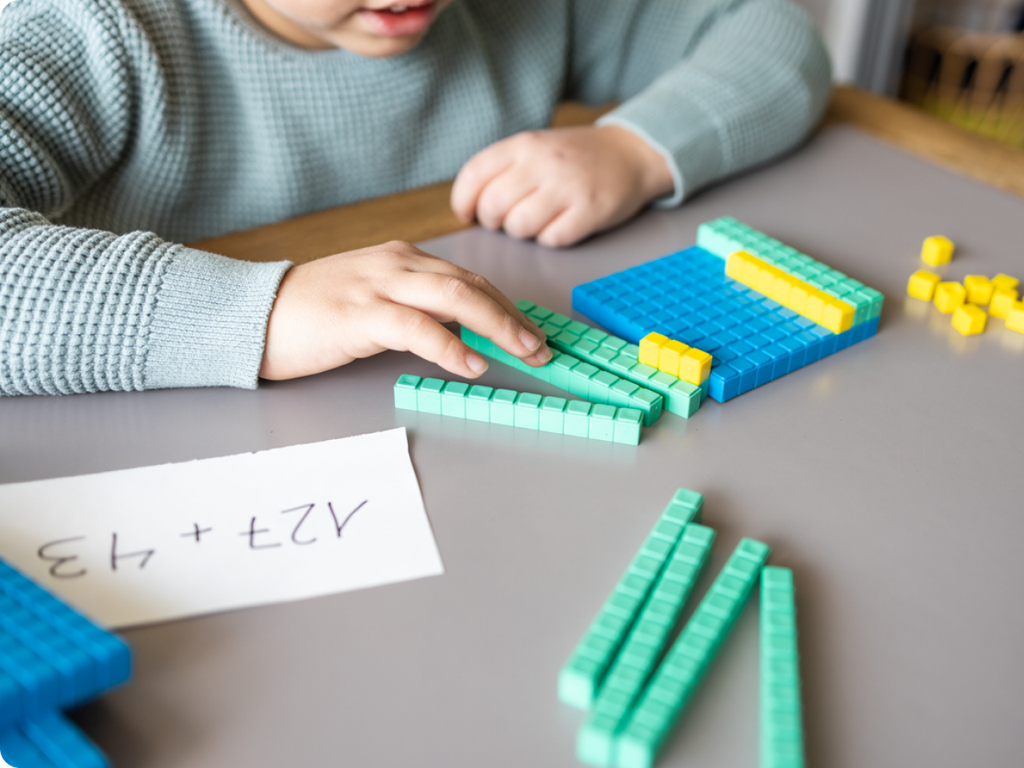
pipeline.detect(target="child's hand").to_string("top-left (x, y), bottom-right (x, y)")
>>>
top-left (450, 125), bottom-right (673, 248)
top-left (259, 241), bottom-right (551, 380)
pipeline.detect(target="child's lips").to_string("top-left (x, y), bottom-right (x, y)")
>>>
top-left (358, 1), bottom-right (436, 37)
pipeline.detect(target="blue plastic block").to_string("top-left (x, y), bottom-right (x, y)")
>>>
top-left (0, 726), bottom-right (55, 768)
top-left (23, 711), bottom-right (109, 768)
top-left (574, 242), bottom-right (881, 403)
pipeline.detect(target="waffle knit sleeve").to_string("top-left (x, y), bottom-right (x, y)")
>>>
top-left (0, 0), bottom-right (289, 396)
top-left (568, 0), bottom-right (832, 206)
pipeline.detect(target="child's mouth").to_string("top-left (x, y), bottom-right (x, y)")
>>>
top-left (358, 1), bottom-right (437, 37)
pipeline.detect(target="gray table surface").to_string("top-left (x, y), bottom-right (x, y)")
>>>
top-left (2, 126), bottom-right (1023, 768)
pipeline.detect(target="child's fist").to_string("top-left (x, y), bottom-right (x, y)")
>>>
top-left (451, 125), bottom-right (673, 248)
top-left (260, 241), bottom-right (550, 380)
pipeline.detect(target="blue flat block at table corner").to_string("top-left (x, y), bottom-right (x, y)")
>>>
top-left (0, 725), bottom-right (57, 768)
top-left (575, 245), bottom-right (880, 403)
top-left (22, 711), bottom-right (109, 768)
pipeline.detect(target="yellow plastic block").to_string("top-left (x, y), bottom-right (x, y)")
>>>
top-left (678, 348), bottom-right (712, 385)
top-left (907, 270), bottom-right (941, 301)
top-left (724, 252), bottom-right (745, 280)
top-left (756, 266), bottom-right (777, 296)
top-left (770, 273), bottom-right (793, 305)
top-left (788, 281), bottom-right (810, 314)
top-left (803, 292), bottom-right (825, 325)
top-left (921, 235), bottom-right (954, 266)
top-left (638, 332), bottom-right (668, 368)
top-left (1007, 302), bottom-right (1024, 334)
top-left (820, 299), bottom-right (855, 334)
top-left (933, 282), bottom-right (966, 314)
top-left (658, 339), bottom-right (689, 378)
top-left (952, 304), bottom-right (987, 336)
top-left (989, 289), bottom-right (1020, 319)
top-left (991, 274), bottom-right (1020, 293)
top-left (963, 275), bottom-right (994, 305)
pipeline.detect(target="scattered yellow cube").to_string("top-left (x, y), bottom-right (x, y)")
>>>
top-left (963, 275), bottom-right (994, 304)
top-left (952, 304), bottom-right (987, 336)
top-left (907, 270), bottom-right (941, 301)
top-left (933, 282), bottom-right (966, 313)
top-left (678, 348), bottom-right (712, 385)
top-left (1007, 302), bottom-right (1024, 334)
top-left (638, 332), bottom-right (668, 368)
top-left (991, 274), bottom-right (1020, 293)
top-left (659, 339), bottom-right (689, 378)
top-left (989, 289), bottom-right (1020, 319)
top-left (921, 235), bottom-right (954, 266)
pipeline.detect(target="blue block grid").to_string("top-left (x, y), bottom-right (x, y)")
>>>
top-left (572, 246), bottom-right (879, 403)
top-left (0, 559), bottom-right (130, 768)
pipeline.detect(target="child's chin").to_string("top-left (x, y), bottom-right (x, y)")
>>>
top-left (340, 30), bottom-right (429, 58)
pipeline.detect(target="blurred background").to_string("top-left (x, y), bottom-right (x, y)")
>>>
top-left (1, 0), bottom-right (1023, 148)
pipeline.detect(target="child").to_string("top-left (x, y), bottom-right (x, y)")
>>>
top-left (0, 0), bottom-right (831, 396)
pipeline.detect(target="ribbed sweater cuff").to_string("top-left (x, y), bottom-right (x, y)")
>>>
top-left (597, 84), bottom-right (725, 209)
top-left (144, 247), bottom-right (291, 390)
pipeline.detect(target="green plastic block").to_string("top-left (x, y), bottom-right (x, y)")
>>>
top-left (394, 374), bottom-right (421, 410)
top-left (558, 490), bottom-right (705, 711)
top-left (490, 389), bottom-right (517, 426)
top-left (466, 385), bottom-right (493, 422)
top-left (577, 524), bottom-right (715, 767)
top-left (614, 538), bottom-right (769, 768)
top-left (539, 397), bottom-right (567, 434)
top-left (441, 381), bottom-right (469, 418)
top-left (416, 377), bottom-right (444, 414)
top-left (589, 405), bottom-right (616, 441)
top-left (557, 401), bottom-right (586, 438)
top-left (761, 566), bottom-right (804, 768)
top-left (613, 409), bottom-right (643, 446)
top-left (514, 392), bottom-right (541, 429)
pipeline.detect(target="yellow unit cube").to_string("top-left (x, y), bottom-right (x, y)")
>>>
top-left (756, 266), bottom-right (777, 296)
top-left (952, 304), bottom-right (987, 336)
top-left (804, 292), bottom-right (826, 325)
top-left (1007, 302), bottom-right (1024, 334)
top-left (991, 274), bottom-right (1020, 293)
top-left (678, 348), bottom-right (713, 385)
top-left (725, 252), bottom-right (746, 281)
top-left (921, 235), bottom-right (954, 266)
top-left (820, 299), bottom-right (854, 334)
top-left (638, 332), bottom-right (668, 368)
top-left (907, 270), bottom-right (941, 301)
top-left (771, 273), bottom-right (793, 305)
top-left (658, 339), bottom-right (689, 378)
top-left (963, 275), bottom-right (994, 305)
top-left (989, 289), bottom-right (1020, 319)
top-left (788, 281), bottom-right (810, 313)
top-left (933, 282), bottom-right (966, 313)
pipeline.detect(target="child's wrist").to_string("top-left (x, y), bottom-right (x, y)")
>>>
top-left (597, 125), bottom-right (674, 202)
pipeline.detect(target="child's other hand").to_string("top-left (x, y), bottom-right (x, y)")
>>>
top-left (259, 241), bottom-right (551, 380)
top-left (450, 125), bottom-right (673, 248)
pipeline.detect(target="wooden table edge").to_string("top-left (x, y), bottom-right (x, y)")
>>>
top-left (191, 86), bottom-right (1024, 265)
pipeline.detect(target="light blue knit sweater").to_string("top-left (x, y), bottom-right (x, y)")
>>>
top-left (0, 0), bottom-right (831, 396)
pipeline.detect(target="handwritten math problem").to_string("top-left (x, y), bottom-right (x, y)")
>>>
top-left (0, 430), bottom-right (444, 628)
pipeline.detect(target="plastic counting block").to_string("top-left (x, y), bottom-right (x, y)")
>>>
top-left (1007, 302), bottom-right (1024, 334)
top-left (991, 274), bottom-right (1020, 293)
top-left (760, 567), bottom-right (804, 768)
top-left (614, 538), bottom-right (771, 768)
top-left (415, 377), bottom-right (444, 414)
top-left (933, 282), bottom-right (966, 314)
top-left (907, 270), bottom-right (941, 301)
top-left (393, 374), bottom-right (420, 410)
top-left (989, 289), bottom-right (1020, 319)
top-left (558, 491), bottom-right (705, 710)
top-left (393, 376), bottom-right (644, 444)
top-left (636, 334), bottom-right (711, 387)
top-left (575, 219), bottom-right (882, 403)
top-left (678, 349), bottom-right (712, 386)
top-left (638, 333), bottom-right (668, 368)
top-left (461, 326), bottom-right (664, 426)
top-left (952, 305), bottom-right (987, 336)
top-left (577, 525), bottom-right (715, 767)
top-left (963, 275), bottom-right (994, 305)
top-left (514, 306), bottom-right (700, 419)
top-left (921, 235), bottom-right (954, 266)
top-left (22, 710), bottom-right (109, 768)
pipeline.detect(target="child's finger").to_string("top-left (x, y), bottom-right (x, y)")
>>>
top-left (474, 168), bottom-right (539, 232)
top-left (536, 206), bottom-right (593, 248)
top-left (450, 142), bottom-right (516, 222)
top-left (385, 269), bottom-right (549, 361)
top-left (372, 303), bottom-right (490, 378)
top-left (502, 189), bottom-right (566, 241)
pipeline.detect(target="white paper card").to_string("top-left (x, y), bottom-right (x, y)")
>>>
top-left (0, 428), bottom-right (443, 628)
